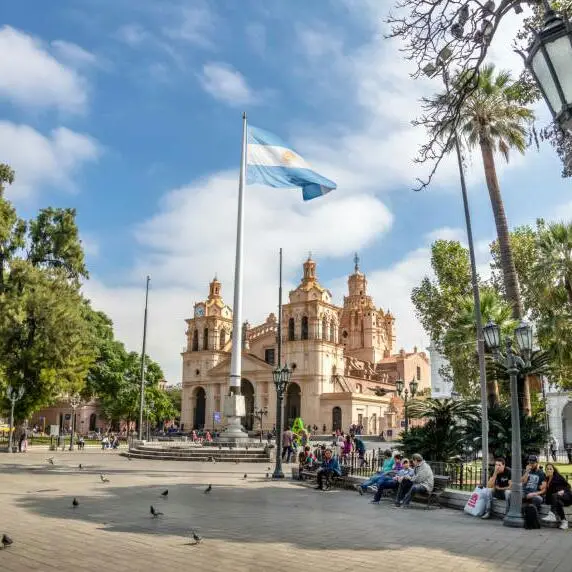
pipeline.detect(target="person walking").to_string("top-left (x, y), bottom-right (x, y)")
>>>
top-left (282, 428), bottom-right (294, 463)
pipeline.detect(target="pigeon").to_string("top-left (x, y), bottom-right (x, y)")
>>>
top-left (161, 490), bottom-right (168, 497)
top-left (211, 457), bottom-right (216, 464)
top-left (204, 484), bottom-right (212, 494)
top-left (72, 498), bottom-right (79, 508)
top-left (100, 474), bottom-right (110, 483)
top-left (150, 505), bottom-right (163, 518)
top-left (191, 530), bottom-right (202, 544)
top-left (1, 534), bottom-right (13, 549)
top-left (78, 464), bottom-right (83, 470)
top-left (46, 457), bottom-right (54, 465)
top-left (243, 474), bottom-right (248, 479)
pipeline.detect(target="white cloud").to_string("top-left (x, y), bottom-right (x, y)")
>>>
top-left (199, 63), bottom-right (258, 106)
top-left (85, 170), bottom-right (393, 382)
top-left (425, 227), bottom-right (466, 243)
top-left (0, 121), bottom-right (100, 200)
top-left (162, 2), bottom-right (216, 48)
top-left (0, 26), bottom-right (88, 113)
top-left (116, 23), bottom-right (149, 47)
top-left (51, 40), bottom-right (97, 68)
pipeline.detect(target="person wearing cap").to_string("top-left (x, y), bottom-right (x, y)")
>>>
top-left (506, 454), bottom-right (546, 512)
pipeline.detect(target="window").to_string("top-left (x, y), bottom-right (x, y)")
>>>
top-left (264, 348), bottom-right (275, 365)
top-left (301, 316), bottom-right (309, 340)
top-left (192, 330), bottom-right (198, 351)
top-left (330, 322), bottom-right (336, 342)
top-left (288, 318), bottom-right (295, 341)
top-left (220, 329), bottom-right (226, 349)
top-left (322, 317), bottom-right (328, 340)
top-left (203, 328), bottom-right (209, 350)
top-left (356, 383), bottom-right (363, 393)
top-left (416, 366), bottom-right (421, 381)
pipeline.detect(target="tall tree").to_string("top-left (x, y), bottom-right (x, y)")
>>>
top-left (442, 64), bottom-right (534, 319)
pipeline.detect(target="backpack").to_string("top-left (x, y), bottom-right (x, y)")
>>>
top-left (523, 504), bottom-right (541, 530)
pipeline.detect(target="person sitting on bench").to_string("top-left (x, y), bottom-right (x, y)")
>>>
top-left (506, 455), bottom-right (545, 512)
top-left (370, 458), bottom-right (414, 504)
top-left (315, 449), bottom-right (342, 491)
top-left (394, 453), bottom-right (434, 508)
top-left (356, 449), bottom-right (396, 494)
top-left (481, 457), bottom-right (512, 519)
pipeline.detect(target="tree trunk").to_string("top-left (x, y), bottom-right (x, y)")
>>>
top-left (480, 140), bottom-right (530, 414)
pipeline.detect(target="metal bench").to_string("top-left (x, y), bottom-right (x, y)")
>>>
top-left (378, 474), bottom-right (450, 508)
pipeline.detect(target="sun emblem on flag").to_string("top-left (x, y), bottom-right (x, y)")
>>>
top-left (281, 150), bottom-right (296, 165)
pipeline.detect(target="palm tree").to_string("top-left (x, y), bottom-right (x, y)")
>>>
top-left (407, 397), bottom-right (479, 425)
top-left (533, 222), bottom-right (572, 307)
top-left (444, 288), bottom-right (515, 406)
top-left (442, 64), bottom-right (534, 320)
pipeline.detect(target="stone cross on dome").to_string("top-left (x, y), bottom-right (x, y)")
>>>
top-left (354, 252), bottom-right (360, 272)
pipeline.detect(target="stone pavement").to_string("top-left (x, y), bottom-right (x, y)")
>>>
top-left (0, 451), bottom-right (570, 572)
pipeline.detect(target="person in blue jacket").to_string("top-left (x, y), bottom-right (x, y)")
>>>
top-left (315, 448), bottom-right (341, 490)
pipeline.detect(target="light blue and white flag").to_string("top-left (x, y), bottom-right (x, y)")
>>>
top-left (246, 126), bottom-right (336, 201)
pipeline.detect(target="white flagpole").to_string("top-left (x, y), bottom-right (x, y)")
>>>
top-left (222, 112), bottom-right (248, 441)
top-left (229, 112), bottom-right (247, 392)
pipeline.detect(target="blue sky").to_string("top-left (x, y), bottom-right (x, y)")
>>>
top-left (1, 0), bottom-right (570, 382)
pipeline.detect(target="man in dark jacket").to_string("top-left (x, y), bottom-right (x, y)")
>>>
top-left (315, 449), bottom-right (342, 491)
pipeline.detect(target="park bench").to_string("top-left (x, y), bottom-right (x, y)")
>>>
top-left (378, 475), bottom-right (450, 508)
top-left (299, 465), bottom-right (352, 489)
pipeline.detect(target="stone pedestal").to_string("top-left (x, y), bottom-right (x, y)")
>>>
top-left (218, 394), bottom-right (249, 443)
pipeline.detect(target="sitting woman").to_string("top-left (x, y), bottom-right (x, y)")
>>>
top-left (370, 458), bottom-right (414, 503)
top-left (542, 463), bottom-right (571, 530)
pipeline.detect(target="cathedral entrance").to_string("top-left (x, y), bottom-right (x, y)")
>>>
top-left (241, 379), bottom-right (255, 430)
top-left (332, 407), bottom-right (342, 432)
top-left (285, 382), bottom-right (301, 429)
top-left (193, 387), bottom-right (206, 429)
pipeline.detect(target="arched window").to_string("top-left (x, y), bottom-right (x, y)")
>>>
top-left (192, 330), bottom-right (199, 351)
top-left (356, 383), bottom-right (363, 393)
top-left (203, 328), bottom-right (209, 350)
top-left (288, 318), bottom-right (295, 341)
top-left (220, 329), bottom-right (226, 349)
top-left (301, 316), bottom-right (309, 340)
top-left (330, 322), bottom-right (336, 343)
top-left (322, 317), bottom-right (328, 340)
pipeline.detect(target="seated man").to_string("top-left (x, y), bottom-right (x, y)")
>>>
top-left (370, 458), bottom-right (414, 504)
top-left (394, 453), bottom-right (434, 508)
top-left (315, 448), bottom-right (342, 491)
top-left (506, 454), bottom-right (546, 512)
top-left (481, 457), bottom-right (511, 519)
top-left (356, 449), bottom-right (395, 495)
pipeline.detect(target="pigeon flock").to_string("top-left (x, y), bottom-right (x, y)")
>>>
top-left (1, 448), bottom-right (272, 553)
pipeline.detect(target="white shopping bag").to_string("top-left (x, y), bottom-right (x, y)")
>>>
top-left (463, 486), bottom-right (487, 517)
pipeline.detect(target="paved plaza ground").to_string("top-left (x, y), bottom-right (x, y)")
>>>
top-left (0, 451), bottom-right (571, 572)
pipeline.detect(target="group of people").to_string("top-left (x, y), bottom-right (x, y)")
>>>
top-left (356, 449), bottom-right (434, 507)
top-left (482, 455), bottom-right (571, 530)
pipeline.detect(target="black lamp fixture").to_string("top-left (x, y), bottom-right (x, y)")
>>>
top-left (523, 1), bottom-right (572, 132)
top-left (272, 364), bottom-right (292, 479)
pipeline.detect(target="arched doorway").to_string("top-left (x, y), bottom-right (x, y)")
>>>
top-left (285, 382), bottom-right (301, 429)
top-left (193, 387), bottom-right (206, 429)
top-left (241, 379), bottom-right (255, 430)
top-left (332, 406), bottom-right (342, 432)
top-left (89, 413), bottom-right (97, 432)
top-left (562, 402), bottom-right (572, 445)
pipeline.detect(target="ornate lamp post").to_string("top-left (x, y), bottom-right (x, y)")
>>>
top-left (6, 385), bottom-right (25, 453)
top-left (395, 378), bottom-right (418, 432)
top-left (68, 393), bottom-right (81, 451)
top-left (272, 364), bottom-right (292, 479)
top-left (253, 405), bottom-right (268, 443)
top-left (522, 2), bottom-right (572, 132)
top-left (484, 320), bottom-right (533, 528)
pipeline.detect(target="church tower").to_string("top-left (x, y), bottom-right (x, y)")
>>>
top-left (339, 254), bottom-right (395, 363)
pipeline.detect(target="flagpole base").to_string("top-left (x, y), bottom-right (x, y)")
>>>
top-left (218, 394), bottom-right (249, 443)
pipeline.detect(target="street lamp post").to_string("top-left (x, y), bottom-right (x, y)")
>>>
top-left (253, 405), bottom-right (268, 443)
top-left (68, 393), bottom-right (81, 451)
top-left (484, 320), bottom-right (533, 529)
top-left (521, 2), bottom-right (572, 133)
top-left (5, 385), bottom-right (25, 453)
top-left (272, 364), bottom-right (292, 479)
top-left (395, 378), bottom-right (418, 432)
top-left (146, 400), bottom-right (155, 441)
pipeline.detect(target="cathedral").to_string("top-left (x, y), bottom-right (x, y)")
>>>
top-left (180, 255), bottom-right (430, 436)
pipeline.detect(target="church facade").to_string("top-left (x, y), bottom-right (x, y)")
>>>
top-left (180, 256), bottom-right (430, 436)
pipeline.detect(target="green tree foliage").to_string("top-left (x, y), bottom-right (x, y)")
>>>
top-left (0, 165), bottom-right (95, 419)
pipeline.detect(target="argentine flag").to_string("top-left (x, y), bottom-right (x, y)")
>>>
top-left (246, 126), bottom-right (336, 201)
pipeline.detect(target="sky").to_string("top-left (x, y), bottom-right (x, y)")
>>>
top-left (1, 0), bottom-right (570, 384)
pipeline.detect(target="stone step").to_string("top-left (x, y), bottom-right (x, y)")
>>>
top-left (124, 451), bottom-right (271, 463)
